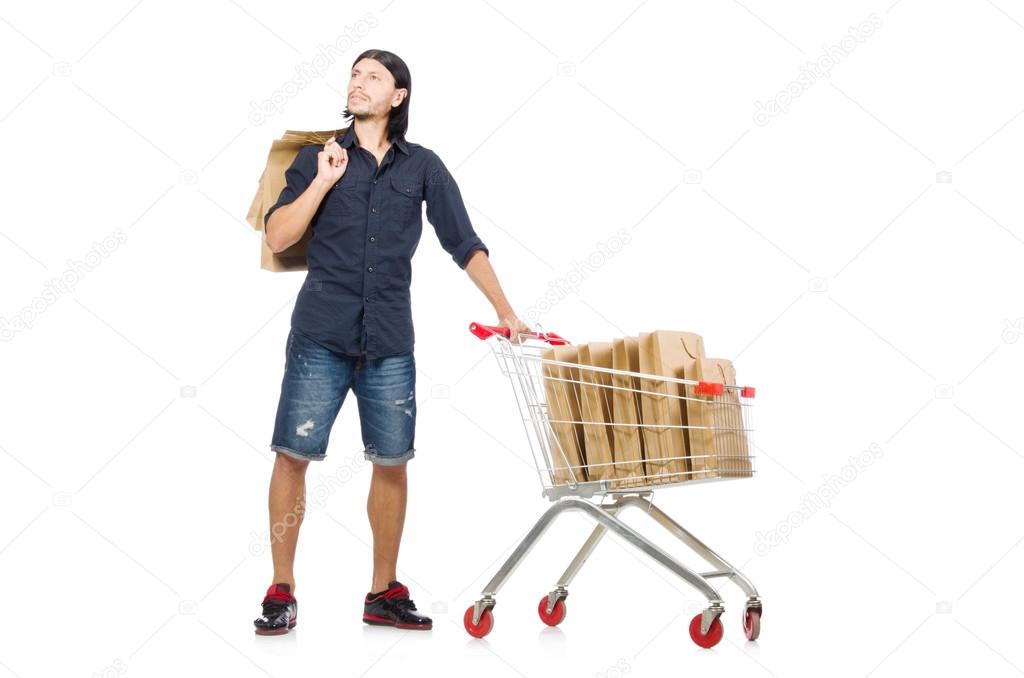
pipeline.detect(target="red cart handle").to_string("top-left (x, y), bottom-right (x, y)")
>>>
top-left (469, 321), bottom-right (569, 345)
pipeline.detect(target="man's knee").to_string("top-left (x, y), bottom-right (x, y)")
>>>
top-left (372, 461), bottom-right (407, 478)
top-left (274, 450), bottom-right (310, 473)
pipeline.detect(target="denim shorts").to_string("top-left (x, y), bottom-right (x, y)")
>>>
top-left (270, 328), bottom-right (416, 465)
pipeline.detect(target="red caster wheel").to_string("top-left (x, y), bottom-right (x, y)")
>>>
top-left (538, 596), bottom-right (567, 626)
top-left (743, 607), bottom-right (761, 641)
top-left (464, 605), bottom-right (494, 638)
top-left (688, 613), bottom-right (724, 649)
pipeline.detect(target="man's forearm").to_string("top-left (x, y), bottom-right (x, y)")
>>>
top-left (266, 177), bottom-right (333, 253)
top-left (464, 250), bottom-right (514, 318)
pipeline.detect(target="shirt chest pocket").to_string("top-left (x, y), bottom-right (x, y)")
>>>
top-left (387, 174), bottom-right (424, 221)
top-left (322, 176), bottom-right (366, 215)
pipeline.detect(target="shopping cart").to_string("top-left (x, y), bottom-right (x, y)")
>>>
top-left (462, 322), bottom-right (762, 648)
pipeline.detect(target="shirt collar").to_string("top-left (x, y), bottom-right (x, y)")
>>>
top-left (337, 125), bottom-right (409, 155)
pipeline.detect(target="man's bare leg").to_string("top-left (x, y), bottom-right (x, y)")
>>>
top-left (268, 451), bottom-right (310, 593)
top-left (367, 463), bottom-right (407, 592)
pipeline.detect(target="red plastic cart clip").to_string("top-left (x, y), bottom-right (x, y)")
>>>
top-left (695, 381), bottom-right (724, 396)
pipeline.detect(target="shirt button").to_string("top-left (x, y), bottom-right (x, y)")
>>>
top-left (369, 235), bottom-right (376, 243)
top-left (365, 296), bottom-right (371, 302)
top-left (404, 187), bottom-right (411, 193)
top-left (373, 179), bottom-right (378, 184)
top-left (367, 266), bottom-right (374, 272)
top-left (371, 207), bottom-right (377, 213)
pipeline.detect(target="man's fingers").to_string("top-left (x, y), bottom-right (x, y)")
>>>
top-left (320, 144), bottom-right (339, 168)
top-left (317, 141), bottom-right (347, 171)
top-left (323, 138), bottom-right (339, 158)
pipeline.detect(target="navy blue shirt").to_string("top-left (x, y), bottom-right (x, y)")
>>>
top-left (264, 125), bottom-right (489, 359)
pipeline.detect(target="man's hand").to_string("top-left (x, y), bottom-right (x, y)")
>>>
top-left (317, 136), bottom-right (348, 185)
top-left (498, 313), bottom-right (531, 344)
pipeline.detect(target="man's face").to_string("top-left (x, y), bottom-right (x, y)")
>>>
top-left (347, 58), bottom-right (406, 120)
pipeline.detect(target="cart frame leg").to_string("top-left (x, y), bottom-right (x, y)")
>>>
top-left (471, 497), bottom-right (723, 626)
top-left (552, 494), bottom-right (760, 611)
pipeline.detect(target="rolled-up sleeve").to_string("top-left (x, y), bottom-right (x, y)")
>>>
top-left (264, 144), bottom-right (320, 231)
top-left (423, 152), bottom-right (489, 269)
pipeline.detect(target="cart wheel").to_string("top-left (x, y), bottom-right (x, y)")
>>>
top-left (743, 608), bottom-right (761, 641)
top-left (688, 613), bottom-right (724, 649)
top-left (463, 605), bottom-right (494, 638)
top-left (538, 596), bottom-right (567, 626)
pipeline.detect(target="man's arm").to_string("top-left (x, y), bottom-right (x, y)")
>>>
top-left (265, 142), bottom-right (346, 253)
top-left (464, 250), bottom-right (528, 335)
top-left (265, 177), bottom-right (331, 253)
top-left (265, 181), bottom-right (333, 253)
top-left (423, 152), bottom-right (529, 337)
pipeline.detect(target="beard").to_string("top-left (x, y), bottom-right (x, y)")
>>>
top-left (348, 99), bottom-right (381, 121)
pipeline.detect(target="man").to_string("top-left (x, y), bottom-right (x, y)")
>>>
top-left (253, 49), bottom-right (528, 635)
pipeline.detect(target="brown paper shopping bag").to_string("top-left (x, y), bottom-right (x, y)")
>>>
top-left (696, 358), bottom-right (753, 478)
top-left (610, 337), bottom-right (647, 488)
top-left (577, 343), bottom-right (615, 482)
top-left (540, 345), bottom-right (588, 485)
top-left (247, 128), bottom-right (342, 272)
top-left (638, 330), bottom-right (706, 484)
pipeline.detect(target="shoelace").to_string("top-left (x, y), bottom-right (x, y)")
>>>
top-left (262, 594), bottom-right (294, 612)
top-left (257, 603), bottom-right (288, 624)
top-left (377, 586), bottom-right (417, 612)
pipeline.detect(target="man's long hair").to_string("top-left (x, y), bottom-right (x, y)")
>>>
top-left (342, 49), bottom-right (411, 143)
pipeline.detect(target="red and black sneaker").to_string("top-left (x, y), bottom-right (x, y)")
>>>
top-left (363, 580), bottom-right (432, 630)
top-left (253, 583), bottom-right (298, 635)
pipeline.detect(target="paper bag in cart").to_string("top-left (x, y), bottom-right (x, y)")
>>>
top-left (609, 337), bottom-right (648, 488)
top-left (638, 330), bottom-right (706, 484)
top-left (577, 343), bottom-right (616, 482)
top-left (247, 128), bottom-right (342, 272)
top-left (696, 358), bottom-right (753, 478)
top-left (540, 345), bottom-right (588, 485)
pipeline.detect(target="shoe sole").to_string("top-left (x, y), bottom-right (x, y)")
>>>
top-left (363, 614), bottom-right (431, 630)
top-left (254, 620), bottom-right (297, 635)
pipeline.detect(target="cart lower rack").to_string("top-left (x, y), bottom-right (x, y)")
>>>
top-left (462, 322), bottom-right (762, 648)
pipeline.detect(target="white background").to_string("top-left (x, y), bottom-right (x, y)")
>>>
top-left (2, 0), bottom-right (1023, 676)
